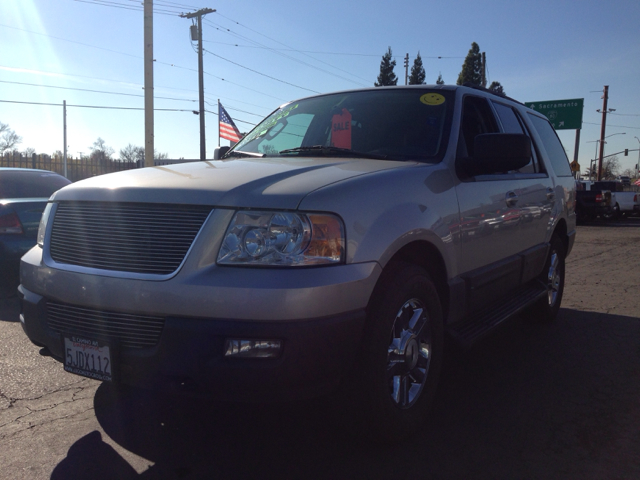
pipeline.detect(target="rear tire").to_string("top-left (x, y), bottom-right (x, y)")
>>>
top-left (527, 236), bottom-right (565, 323)
top-left (355, 262), bottom-right (444, 443)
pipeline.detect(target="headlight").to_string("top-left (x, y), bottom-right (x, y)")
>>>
top-left (37, 203), bottom-right (53, 247)
top-left (217, 210), bottom-right (344, 266)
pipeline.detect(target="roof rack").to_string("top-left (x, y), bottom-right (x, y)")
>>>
top-left (462, 82), bottom-right (523, 105)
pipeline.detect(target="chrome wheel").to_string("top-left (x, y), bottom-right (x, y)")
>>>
top-left (387, 298), bottom-right (431, 409)
top-left (546, 250), bottom-right (561, 307)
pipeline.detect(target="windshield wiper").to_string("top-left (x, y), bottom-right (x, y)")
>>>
top-left (279, 145), bottom-right (388, 160)
top-left (224, 150), bottom-right (266, 158)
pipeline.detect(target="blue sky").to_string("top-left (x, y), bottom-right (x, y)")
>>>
top-left (1, 0), bottom-right (639, 172)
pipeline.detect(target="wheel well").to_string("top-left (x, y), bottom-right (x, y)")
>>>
top-left (385, 241), bottom-right (450, 322)
top-left (553, 219), bottom-right (568, 251)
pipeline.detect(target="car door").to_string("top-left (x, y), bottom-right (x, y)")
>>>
top-left (454, 95), bottom-right (554, 310)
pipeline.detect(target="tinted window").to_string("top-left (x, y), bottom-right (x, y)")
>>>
top-left (458, 96), bottom-right (499, 157)
top-left (493, 102), bottom-right (536, 174)
top-left (0, 171), bottom-right (71, 199)
top-left (493, 102), bottom-right (524, 134)
top-left (528, 114), bottom-right (572, 177)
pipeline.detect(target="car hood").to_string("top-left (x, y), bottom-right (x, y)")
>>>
top-left (51, 158), bottom-right (416, 209)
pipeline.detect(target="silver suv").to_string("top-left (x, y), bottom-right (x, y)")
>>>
top-left (19, 85), bottom-right (576, 441)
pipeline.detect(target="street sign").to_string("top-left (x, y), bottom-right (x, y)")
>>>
top-left (524, 98), bottom-right (584, 130)
top-left (570, 160), bottom-right (580, 172)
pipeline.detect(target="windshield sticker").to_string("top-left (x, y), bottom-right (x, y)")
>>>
top-left (242, 104), bottom-right (299, 144)
top-left (420, 93), bottom-right (445, 106)
top-left (331, 108), bottom-right (352, 149)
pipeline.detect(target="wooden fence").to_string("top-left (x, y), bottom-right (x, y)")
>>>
top-left (0, 153), bottom-right (137, 182)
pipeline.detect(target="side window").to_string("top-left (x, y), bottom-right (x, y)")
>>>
top-left (492, 102), bottom-right (524, 134)
top-left (457, 96), bottom-right (499, 158)
top-left (528, 114), bottom-right (573, 177)
top-left (492, 102), bottom-right (536, 174)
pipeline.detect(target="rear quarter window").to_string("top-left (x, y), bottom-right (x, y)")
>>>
top-left (527, 114), bottom-right (572, 177)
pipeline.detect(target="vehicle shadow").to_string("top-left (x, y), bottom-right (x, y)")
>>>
top-left (0, 281), bottom-right (20, 323)
top-left (52, 307), bottom-right (640, 479)
top-left (578, 216), bottom-right (640, 227)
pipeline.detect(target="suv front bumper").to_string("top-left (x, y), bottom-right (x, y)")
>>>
top-left (19, 245), bottom-right (380, 400)
top-left (19, 284), bottom-right (367, 401)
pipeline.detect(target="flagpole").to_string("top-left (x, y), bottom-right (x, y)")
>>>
top-left (218, 99), bottom-right (221, 147)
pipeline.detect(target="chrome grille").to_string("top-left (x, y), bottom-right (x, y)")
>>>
top-left (50, 202), bottom-right (213, 275)
top-left (47, 301), bottom-right (164, 349)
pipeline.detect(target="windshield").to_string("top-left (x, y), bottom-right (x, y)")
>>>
top-left (229, 88), bottom-right (454, 162)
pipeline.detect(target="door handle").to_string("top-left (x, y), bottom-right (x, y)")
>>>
top-left (505, 191), bottom-right (518, 207)
top-left (546, 187), bottom-right (555, 200)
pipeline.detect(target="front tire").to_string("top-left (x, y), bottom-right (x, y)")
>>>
top-left (357, 262), bottom-right (444, 442)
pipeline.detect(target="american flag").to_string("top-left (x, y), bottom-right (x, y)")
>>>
top-left (219, 103), bottom-right (241, 143)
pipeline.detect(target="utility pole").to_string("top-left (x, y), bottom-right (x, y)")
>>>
top-left (181, 8), bottom-right (215, 161)
top-left (144, 0), bottom-right (154, 167)
top-left (481, 52), bottom-right (486, 87)
top-left (63, 100), bottom-right (67, 178)
top-left (597, 85), bottom-right (609, 181)
top-left (404, 53), bottom-right (409, 85)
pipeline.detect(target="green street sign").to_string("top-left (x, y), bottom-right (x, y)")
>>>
top-left (524, 98), bottom-right (584, 130)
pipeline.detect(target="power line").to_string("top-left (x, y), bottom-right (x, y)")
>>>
top-left (0, 79), bottom-right (197, 103)
top-left (73, 0), bottom-right (182, 16)
top-left (204, 19), bottom-right (369, 86)
top-left (0, 61), bottom-right (286, 105)
top-left (0, 99), bottom-right (257, 126)
top-left (0, 23), bottom-right (299, 103)
top-left (203, 41), bottom-right (383, 57)
top-left (203, 100), bottom-right (264, 117)
top-left (0, 23), bottom-right (141, 60)
top-left (0, 99), bottom-right (193, 111)
top-left (125, 0), bottom-right (201, 9)
top-left (203, 49), bottom-right (320, 94)
top-left (583, 121), bottom-right (640, 130)
top-left (0, 63), bottom-right (272, 114)
top-left (212, 12), bottom-right (373, 85)
top-left (204, 39), bottom-right (465, 60)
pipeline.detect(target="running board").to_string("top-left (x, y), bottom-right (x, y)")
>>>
top-left (447, 283), bottom-right (547, 347)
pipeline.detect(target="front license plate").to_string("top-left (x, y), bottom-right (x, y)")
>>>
top-left (63, 335), bottom-right (113, 382)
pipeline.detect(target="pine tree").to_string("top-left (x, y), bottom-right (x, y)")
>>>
top-left (408, 52), bottom-right (426, 85)
top-left (456, 42), bottom-right (483, 86)
top-left (375, 47), bottom-right (398, 87)
top-left (436, 73), bottom-right (445, 85)
top-left (488, 81), bottom-right (505, 96)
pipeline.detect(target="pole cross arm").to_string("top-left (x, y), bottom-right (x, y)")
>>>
top-left (180, 8), bottom-right (215, 18)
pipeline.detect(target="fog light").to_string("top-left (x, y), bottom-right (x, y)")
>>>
top-left (224, 339), bottom-right (282, 358)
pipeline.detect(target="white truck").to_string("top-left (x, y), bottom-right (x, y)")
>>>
top-left (588, 181), bottom-right (639, 218)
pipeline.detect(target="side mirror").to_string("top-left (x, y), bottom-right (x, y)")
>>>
top-left (213, 146), bottom-right (230, 160)
top-left (458, 134), bottom-right (532, 177)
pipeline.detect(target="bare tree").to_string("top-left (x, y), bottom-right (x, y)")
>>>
top-left (90, 137), bottom-right (114, 164)
top-left (119, 144), bottom-right (144, 163)
top-left (23, 147), bottom-right (36, 157)
top-left (0, 122), bottom-right (22, 154)
top-left (620, 168), bottom-right (635, 178)
top-left (119, 144), bottom-right (168, 164)
top-left (602, 155), bottom-right (620, 180)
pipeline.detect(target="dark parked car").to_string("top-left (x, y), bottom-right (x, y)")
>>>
top-left (0, 168), bottom-right (71, 285)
